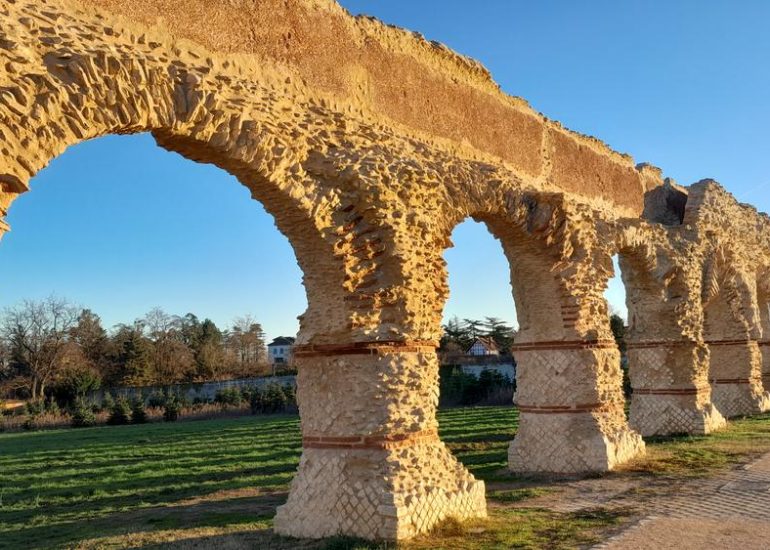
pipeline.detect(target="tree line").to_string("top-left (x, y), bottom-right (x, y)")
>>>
top-left (0, 296), bottom-right (273, 402)
top-left (440, 313), bottom-right (626, 357)
top-left (439, 316), bottom-right (517, 356)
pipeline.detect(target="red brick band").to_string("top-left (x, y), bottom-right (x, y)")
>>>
top-left (294, 340), bottom-right (438, 358)
top-left (634, 386), bottom-right (708, 395)
top-left (509, 339), bottom-right (617, 352)
top-left (710, 378), bottom-right (754, 384)
top-left (517, 403), bottom-right (607, 414)
top-left (302, 429), bottom-right (438, 450)
top-left (704, 339), bottom-right (752, 347)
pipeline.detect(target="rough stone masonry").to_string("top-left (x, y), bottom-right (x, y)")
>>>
top-left (1, 0), bottom-right (768, 541)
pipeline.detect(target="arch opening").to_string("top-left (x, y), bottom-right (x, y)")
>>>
top-left (615, 243), bottom-right (725, 437)
top-left (0, 132), bottom-right (310, 397)
top-left (604, 254), bottom-right (630, 405)
top-left (433, 200), bottom-right (642, 475)
top-left (439, 218), bottom-right (517, 409)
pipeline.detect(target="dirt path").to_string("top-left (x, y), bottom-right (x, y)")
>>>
top-left (594, 452), bottom-right (770, 549)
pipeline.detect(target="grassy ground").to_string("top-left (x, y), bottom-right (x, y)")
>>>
top-left (2, 408), bottom-right (770, 549)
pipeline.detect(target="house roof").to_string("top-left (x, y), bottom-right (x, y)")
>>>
top-left (268, 336), bottom-right (296, 347)
top-left (466, 337), bottom-right (498, 353)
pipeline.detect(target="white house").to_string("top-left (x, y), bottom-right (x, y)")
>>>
top-left (267, 336), bottom-right (296, 365)
top-left (466, 337), bottom-right (500, 356)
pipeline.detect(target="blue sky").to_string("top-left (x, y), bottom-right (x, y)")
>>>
top-left (1, 1), bottom-right (768, 338)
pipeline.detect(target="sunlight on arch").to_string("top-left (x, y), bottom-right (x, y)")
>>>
top-left (0, 133), bottom-right (306, 342)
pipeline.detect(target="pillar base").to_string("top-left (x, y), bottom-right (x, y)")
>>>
top-left (274, 441), bottom-right (486, 541)
top-left (711, 382), bottom-right (770, 418)
top-left (629, 394), bottom-right (726, 436)
top-left (508, 411), bottom-right (645, 474)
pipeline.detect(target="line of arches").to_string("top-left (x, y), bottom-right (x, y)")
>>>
top-left (3, 1), bottom-right (770, 542)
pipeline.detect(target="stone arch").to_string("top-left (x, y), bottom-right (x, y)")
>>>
top-left (1, 7), bottom-right (449, 541)
top-left (701, 249), bottom-right (770, 417)
top-left (0, 7), bottom-right (373, 346)
top-left (614, 227), bottom-right (725, 436)
top-left (431, 187), bottom-right (643, 474)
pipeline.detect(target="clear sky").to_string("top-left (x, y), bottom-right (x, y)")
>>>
top-left (1, 1), bottom-right (768, 337)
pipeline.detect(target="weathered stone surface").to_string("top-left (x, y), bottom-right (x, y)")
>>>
top-left (1, 0), bottom-right (769, 541)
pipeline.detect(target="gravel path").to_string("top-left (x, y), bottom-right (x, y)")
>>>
top-left (595, 452), bottom-right (770, 549)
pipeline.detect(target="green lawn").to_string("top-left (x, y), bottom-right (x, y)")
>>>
top-left (0, 408), bottom-right (516, 549)
top-left (2, 407), bottom-right (770, 549)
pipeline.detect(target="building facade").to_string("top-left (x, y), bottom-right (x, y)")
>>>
top-left (268, 336), bottom-right (296, 365)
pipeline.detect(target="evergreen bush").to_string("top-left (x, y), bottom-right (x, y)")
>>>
top-left (71, 399), bottom-right (96, 428)
top-left (147, 392), bottom-right (166, 409)
top-left (107, 397), bottom-right (132, 425)
top-left (163, 394), bottom-right (181, 422)
top-left (214, 387), bottom-right (242, 407)
top-left (101, 392), bottom-right (115, 412)
top-left (131, 398), bottom-right (148, 424)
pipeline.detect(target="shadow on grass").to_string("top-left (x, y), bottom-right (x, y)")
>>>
top-left (1, 491), bottom-right (290, 550)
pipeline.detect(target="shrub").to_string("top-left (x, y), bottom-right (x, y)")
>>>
top-left (24, 400), bottom-right (45, 416)
top-left (55, 367), bottom-right (102, 407)
top-left (240, 386), bottom-right (255, 402)
top-left (101, 392), bottom-right (115, 412)
top-left (214, 387), bottom-right (243, 407)
top-left (249, 387), bottom-right (264, 414)
top-left (22, 416), bottom-right (40, 431)
top-left (147, 392), bottom-right (166, 409)
top-left (254, 383), bottom-right (287, 414)
top-left (107, 397), bottom-right (132, 425)
top-left (266, 383), bottom-right (288, 412)
top-left (163, 394), bottom-right (181, 422)
top-left (439, 366), bottom-right (515, 408)
top-left (71, 399), bottom-right (96, 428)
top-left (192, 394), bottom-right (211, 405)
top-left (282, 384), bottom-right (296, 407)
top-left (131, 398), bottom-right (148, 424)
top-left (45, 398), bottom-right (61, 416)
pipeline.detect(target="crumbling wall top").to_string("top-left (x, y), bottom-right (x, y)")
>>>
top-left (77, 0), bottom-right (660, 215)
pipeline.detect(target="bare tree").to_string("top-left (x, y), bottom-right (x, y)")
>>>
top-left (228, 315), bottom-right (267, 369)
top-left (141, 308), bottom-right (195, 383)
top-left (1, 296), bottom-right (80, 399)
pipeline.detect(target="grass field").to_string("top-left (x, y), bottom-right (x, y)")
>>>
top-left (2, 407), bottom-right (770, 549)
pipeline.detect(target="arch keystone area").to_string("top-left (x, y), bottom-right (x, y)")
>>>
top-left (2, 0), bottom-right (770, 541)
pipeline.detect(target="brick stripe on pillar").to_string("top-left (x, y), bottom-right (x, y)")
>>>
top-left (625, 339), bottom-right (725, 436)
top-left (508, 338), bottom-right (644, 474)
top-left (705, 339), bottom-right (770, 418)
top-left (274, 340), bottom-right (486, 540)
top-left (758, 341), bottom-right (770, 388)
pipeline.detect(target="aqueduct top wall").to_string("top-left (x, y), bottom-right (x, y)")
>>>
top-left (39, 0), bottom-right (663, 216)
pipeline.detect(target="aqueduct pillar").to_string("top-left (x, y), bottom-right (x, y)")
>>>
top-left (275, 343), bottom-right (486, 539)
top-left (470, 208), bottom-right (644, 474)
top-left (271, 171), bottom-right (488, 540)
top-left (619, 246), bottom-right (725, 436)
top-left (758, 279), bottom-right (770, 391)
top-left (703, 266), bottom-right (770, 418)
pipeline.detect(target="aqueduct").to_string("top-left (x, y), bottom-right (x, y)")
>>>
top-left (1, 0), bottom-right (769, 541)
